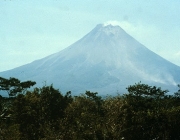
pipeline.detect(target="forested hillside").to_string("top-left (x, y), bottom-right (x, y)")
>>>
top-left (0, 77), bottom-right (180, 140)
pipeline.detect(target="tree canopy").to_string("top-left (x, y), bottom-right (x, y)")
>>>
top-left (0, 77), bottom-right (180, 139)
top-left (0, 77), bottom-right (36, 97)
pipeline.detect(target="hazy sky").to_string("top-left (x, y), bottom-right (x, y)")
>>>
top-left (1, 0), bottom-right (180, 72)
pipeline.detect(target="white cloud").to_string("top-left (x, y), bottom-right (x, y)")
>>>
top-left (175, 51), bottom-right (180, 57)
top-left (103, 20), bottom-right (122, 26)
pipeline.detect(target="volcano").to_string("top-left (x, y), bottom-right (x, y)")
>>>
top-left (1, 24), bottom-right (180, 95)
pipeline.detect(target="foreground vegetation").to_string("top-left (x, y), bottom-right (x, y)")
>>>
top-left (0, 77), bottom-right (180, 140)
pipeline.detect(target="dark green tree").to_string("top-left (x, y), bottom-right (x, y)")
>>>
top-left (120, 82), bottom-right (169, 139)
top-left (0, 77), bottom-right (36, 97)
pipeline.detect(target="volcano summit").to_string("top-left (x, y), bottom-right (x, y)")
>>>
top-left (1, 24), bottom-right (180, 95)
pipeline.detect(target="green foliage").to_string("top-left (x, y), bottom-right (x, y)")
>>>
top-left (0, 77), bottom-right (36, 97)
top-left (11, 85), bottom-right (73, 140)
top-left (127, 82), bottom-right (168, 97)
top-left (0, 77), bottom-right (180, 139)
top-left (121, 83), bottom-right (179, 139)
top-left (60, 91), bottom-right (105, 139)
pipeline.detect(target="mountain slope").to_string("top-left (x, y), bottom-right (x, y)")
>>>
top-left (1, 24), bottom-right (180, 95)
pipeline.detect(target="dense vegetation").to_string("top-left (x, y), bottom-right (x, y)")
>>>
top-left (0, 77), bottom-right (180, 140)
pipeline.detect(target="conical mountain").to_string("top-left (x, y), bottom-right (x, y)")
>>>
top-left (1, 24), bottom-right (180, 95)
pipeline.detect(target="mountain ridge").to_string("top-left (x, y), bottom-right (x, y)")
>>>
top-left (1, 24), bottom-right (180, 95)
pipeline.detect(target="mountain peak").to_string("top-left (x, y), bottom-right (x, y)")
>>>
top-left (96, 23), bottom-right (123, 30)
top-left (1, 23), bottom-right (180, 95)
top-left (89, 23), bottom-right (128, 40)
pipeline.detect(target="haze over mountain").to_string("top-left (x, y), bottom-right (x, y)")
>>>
top-left (1, 24), bottom-right (180, 95)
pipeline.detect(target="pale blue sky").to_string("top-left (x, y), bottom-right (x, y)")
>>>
top-left (1, 0), bottom-right (180, 72)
